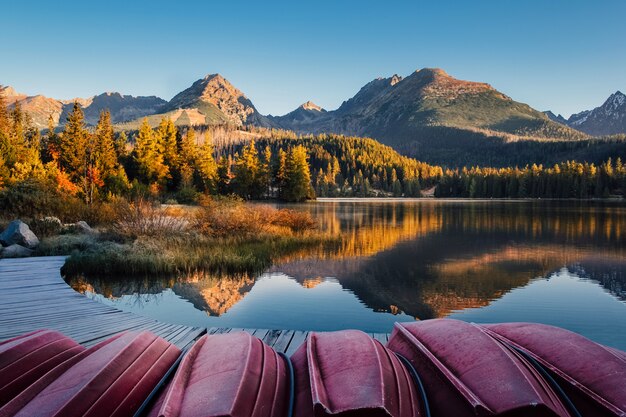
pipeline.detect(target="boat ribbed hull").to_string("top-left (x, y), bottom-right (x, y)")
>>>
top-left (1, 323), bottom-right (624, 417)
top-left (386, 319), bottom-right (573, 417)
top-left (4, 331), bottom-right (180, 417)
top-left (148, 332), bottom-right (289, 417)
top-left (483, 322), bottom-right (626, 417)
top-left (292, 330), bottom-right (423, 417)
top-left (0, 330), bottom-right (85, 408)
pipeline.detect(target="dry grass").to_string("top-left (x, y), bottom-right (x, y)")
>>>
top-left (194, 198), bottom-right (316, 239)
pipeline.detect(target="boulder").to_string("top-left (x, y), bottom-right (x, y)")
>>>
top-left (0, 220), bottom-right (40, 248)
top-left (63, 220), bottom-right (96, 235)
top-left (75, 221), bottom-right (94, 234)
top-left (1, 244), bottom-right (34, 258)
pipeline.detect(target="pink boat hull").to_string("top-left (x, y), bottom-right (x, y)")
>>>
top-left (8, 331), bottom-right (180, 417)
top-left (292, 330), bottom-right (422, 417)
top-left (0, 330), bottom-right (85, 407)
top-left (386, 319), bottom-right (572, 417)
top-left (483, 322), bottom-right (626, 417)
top-left (148, 331), bottom-right (289, 417)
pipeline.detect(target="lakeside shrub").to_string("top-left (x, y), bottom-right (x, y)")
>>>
top-left (30, 217), bottom-right (63, 237)
top-left (0, 179), bottom-right (65, 219)
top-left (36, 234), bottom-right (98, 256)
top-left (113, 199), bottom-right (190, 238)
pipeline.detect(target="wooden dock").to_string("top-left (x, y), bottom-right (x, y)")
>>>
top-left (0, 256), bottom-right (390, 354)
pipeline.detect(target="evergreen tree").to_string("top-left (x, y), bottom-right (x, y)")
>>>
top-left (133, 118), bottom-right (169, 186)
top-left (178, 128), bottom-right (198, 188)
top-left (281, 145), bottom-right (314, 202)
top-left (195, 141), bottom-right (218, 193)
top-left (217, 155), bottom-right (233, 194)
top-left (275, 148), bottom-right (288, 197)
top-left (156, 118), bottom-right (178, 188)
top-left (95, 111), bottom-right (118, 178)
top-left (232, 140), bottom-right (261, 199)
top-left (59, 103), bottom-right (89, 183)
top-left (115, 131), bottom-right (128, 159)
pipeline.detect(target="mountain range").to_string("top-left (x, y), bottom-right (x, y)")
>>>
top-left (2, 70), bottom-right (625, 166)
top-left (0, 86), bottom-right (166, 129)
top-left (544, 91), bottom-right (626, 136)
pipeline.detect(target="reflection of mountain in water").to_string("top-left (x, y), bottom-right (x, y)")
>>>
top-left (68, 272), bottom-right (254, 317)
top-left (171, 274), bottom-right (254, 316)
top-left (69, 201), bottom-right (626, 320)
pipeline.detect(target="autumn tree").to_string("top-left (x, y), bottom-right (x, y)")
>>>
top-left (156, 118), bottom-right (178, 189)
top-left (281, 145), bottom-right (314, 202)
top-left (59, 103), bottom-right (89, 182)
top-left (195, 141), bottom-right (218, 193)
top-left (232, 140), bottom-right (261, 199)
top-left (177, 127), bottom-right (198, 188)
top-left (133, 118), bottom-right (169, 187)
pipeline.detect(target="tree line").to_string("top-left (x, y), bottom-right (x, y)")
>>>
top-left (0, 95), bottom-right (315, 202)
top-left (1, 91), bottom-right (624, 203)
top-left (435, 160), bottom-right (626, 198)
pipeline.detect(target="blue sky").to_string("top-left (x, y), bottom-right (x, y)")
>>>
top-left (2, 0), bottom-right (625, 117)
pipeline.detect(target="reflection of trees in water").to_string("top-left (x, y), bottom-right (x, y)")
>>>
top-left (69, 202), bottom-right (626, 319)
top-left (272, 238), bottom-right (626, 320)
top-left (568, 260), bottom-right (626, 301)
top-left (297, 201), bottom-right (626, 259)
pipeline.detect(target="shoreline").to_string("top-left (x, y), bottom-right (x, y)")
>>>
top-left (310, 197), bottom-right (626, 203)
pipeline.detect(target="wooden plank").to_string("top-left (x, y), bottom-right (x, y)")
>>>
top-left (0, 257), bottom-right (203, 349)
top-left (271, 330), bottom-right (295, 353)
top-left (285, 331), bottom-right (308, 356)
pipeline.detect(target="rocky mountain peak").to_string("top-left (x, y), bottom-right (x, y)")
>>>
top-left (164, 73), bottom-right (270, 127)
top-left (390, 74), bottom-right (403, 86)
top-left (566, 90), bottom-right (626, 135)
top-left (0, 86), bottom-right (20, 97)
top-left (605, 91), bottom-right (626, 111)
top-left (300, 101), bottom-right (324, 112)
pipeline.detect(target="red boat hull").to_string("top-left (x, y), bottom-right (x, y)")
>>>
top-left (483, 322), bottom-right (626, 417)
top-left (386, 319), bottom-right (572, 417)
top-left (0, 330), bottom-right (85, 408)
top-left (148, 331), bottom-right (289, 417)
top-left (8, 331), bottom-right (180, 417)
top-left (292, 330), bottom-right (422, 417)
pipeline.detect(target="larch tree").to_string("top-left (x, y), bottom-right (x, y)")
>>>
top-left (195, 140), bottom-right (218, 193)
top-left (233, 140), bottom-right (261, 199)
top-left (133, 118), bottom-right (169, 186)
top-left (282, 145), bottom-right (314, 202)
top-left (178, 127), bottom-right (198, 188)
top-left (95, 111), bottom-right (118, 179)
top-left (156, 118), bottom-right (178, 188)
top-left (275, 148), bottom-right (287, 198)
top-left (217, 155), bottom-right (233, 194)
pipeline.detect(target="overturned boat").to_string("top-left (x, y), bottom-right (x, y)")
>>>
top-left (3, 331), bottom-right (180, 417)
top-left (0, 330), bottom-right (85, 408)
top-left (386, 319), bottom-right (574, 417)
top-left (147, 331), bottom-right (290, 417)
top-left (292, 329), bottom-right (424, 417)
top-left (483, 322), bottom-right (626, 417)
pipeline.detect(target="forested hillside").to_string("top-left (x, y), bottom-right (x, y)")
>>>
top-left (1, 91), bottom-right (624, 206)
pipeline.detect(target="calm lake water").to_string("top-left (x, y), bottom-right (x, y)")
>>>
top-left (66, 199), bottom-right (626, 350)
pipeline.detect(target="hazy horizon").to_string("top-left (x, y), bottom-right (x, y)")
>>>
top-left (3, 0), bottom-right (625, 118)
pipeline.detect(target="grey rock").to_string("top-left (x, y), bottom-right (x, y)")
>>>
top-left (75, 221), bottom-right (94, 234)
top-left (63, 220), bottom-right (97, 235)
top-left (1, 244), bottom-right (34, 258)
top-left (0, 220), bottom-right (40, 248)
